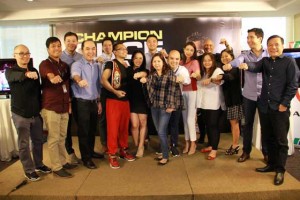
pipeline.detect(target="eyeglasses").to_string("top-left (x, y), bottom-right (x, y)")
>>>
top-left (14, 52), bottom-right (31, 57)
top-left (116, 48), bottom-right (128, 51)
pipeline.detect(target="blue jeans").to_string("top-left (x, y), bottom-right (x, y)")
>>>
top-left (151, 107), bottom-right (171, 159)
top-left (242, 97), bottom-right (268, 155)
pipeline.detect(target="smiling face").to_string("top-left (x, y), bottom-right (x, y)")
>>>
top-left (221, 51), bottom-right (233, 65)
top-left (47, 41), bottom-right (62, 60)
top-left (14, 45), bottom-right (31, 67)
top-left (133, 52), bottom-right (144, 68)
top-left (64, 35), bottom-right (78, 54)
top-left (184, 44), bottom-right (195, 60)
top-left (82, 40), bottom-right (96, 61)
top-left (204, 39), bottom-right (214, 53)
top-left (146, 36), bottom-right (158, 52)
top-left (113, 43), bottom-right (128, 60)
top-left (152, 55), bottom-right (164, 74)
top-left (247, 31), bottom-right (262, 50)
top-left (102, 40), bottom-right (113, 54)
top-left (202, 54), bottom-right (213, 69)
top-left (168, 50), bottom-right (180, 70)
top-left (267, 37), bottom-right (284, 59)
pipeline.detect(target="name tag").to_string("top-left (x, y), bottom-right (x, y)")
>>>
top-left (62, 84), bottom-right (67, 93)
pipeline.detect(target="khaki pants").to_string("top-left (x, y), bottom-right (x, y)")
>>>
top-left (41, 109), bottom-right (69, 171)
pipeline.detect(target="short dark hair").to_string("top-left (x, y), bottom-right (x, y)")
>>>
top-left (267, 35), bottom-right (284, 45)
top-left (220, 49), bottom-right (235, 65)
top-left (130, 50), bottom-right (146, 69)
top-left (102, 37), bottom-right (114, 45)
top-left (248, 28), bottom-right (264, 41)
top-left (64, 32), bottom-right (78, 41)
top-left (146, 34), bottom-right (158, 42)
top-left (46, 37), bottom-right (61, 48)
top-left (81, 39), bottom-right (97, 50)
top-left (113, 42), bottom-right (124, 51)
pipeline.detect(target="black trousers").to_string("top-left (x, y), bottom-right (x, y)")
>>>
top-left (242, 97), bottom-right (268, 155)
top-left (197, 108), bottom-right (206, 142)
top-left (65, 112), bottom-right (75, 155)
top-left (258, 108), bottom-right (290, 173)
top-left (201, 108), bottom-right (222, 150)
top-left (73, 98), bottom-right (98, 161)
top-left (168, 109), bottom-right (182, 147)
top-left (99, 95), bottom-right (107, 146)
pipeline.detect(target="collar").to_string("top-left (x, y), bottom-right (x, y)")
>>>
top-left (82, 57), bottom-right (95, 65)
top-left (48, 56), bottom-right (61, 64)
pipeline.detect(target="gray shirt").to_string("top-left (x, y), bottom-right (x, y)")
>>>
top-left (61, 50), bottom-right (83, 67)
top-left (230, 48), bottom-right (269, 101)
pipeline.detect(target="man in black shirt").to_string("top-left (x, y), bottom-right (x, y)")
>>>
top-left (5, 44), bottom-right (51, 181)
top-left (239, 35), bottom-right (299, 185)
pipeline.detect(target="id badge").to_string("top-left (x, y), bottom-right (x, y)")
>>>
top-left (62, 84), bottom-right (67, 93)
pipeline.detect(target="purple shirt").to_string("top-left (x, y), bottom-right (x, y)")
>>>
top-left (230, 48), bottom-right (269, 101)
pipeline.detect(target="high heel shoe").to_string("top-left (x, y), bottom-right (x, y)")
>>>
top-left (207, 151), bottom-right (217, 160)
top-left (136, 146), bottom-right (144, 158)
top-left (200, 147), bottom-right (212, 153)
top-left (225, 145), bottom-right (240, 155)
top-left (188, 145), bottom-right (197, 155)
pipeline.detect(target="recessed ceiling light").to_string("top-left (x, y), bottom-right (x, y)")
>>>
top-left (27, 0), bottom-right (34, 2)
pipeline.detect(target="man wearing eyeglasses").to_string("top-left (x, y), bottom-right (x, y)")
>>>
top-left (5, 44), bottom-right (51, 181)
top-left (101, 42), bottom-right (135, 169)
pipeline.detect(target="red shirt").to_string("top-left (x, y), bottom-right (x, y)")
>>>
top-left (39, 57), bottom-right (70, 113)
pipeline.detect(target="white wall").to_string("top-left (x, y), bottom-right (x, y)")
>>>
top-left (0, 25), bottom-right (51, 68)
top-left (241, 17), bottom-right (287, 50)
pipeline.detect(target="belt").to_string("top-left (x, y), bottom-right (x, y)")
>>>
top-left (76, 98), bottom-right (98, 103)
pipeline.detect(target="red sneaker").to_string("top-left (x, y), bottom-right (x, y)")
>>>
top-left (109, 155), bottom-right (120, 169)
top-left (119, 149), bottom-right (136, 161)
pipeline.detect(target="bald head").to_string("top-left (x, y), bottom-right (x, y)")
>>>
top-left (168, 50), bottom-right (180, 70)
top-left (14, 44), bottom-right (29, 52)
top-left (203, 39), bottom-right (214, 53)
top-left (13, 44), bottom-right (31, 68)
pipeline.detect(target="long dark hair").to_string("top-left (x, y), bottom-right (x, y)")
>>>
top-left (150, 53), bottom-right (170, 75)
top-left (201, 53), bottom-right (217, 78)
top-left (130, 50), bottom-right (146, 70)
top-left (182, 42), bottom-right (197, 64)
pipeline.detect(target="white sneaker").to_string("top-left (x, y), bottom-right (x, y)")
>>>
top-left (69, 153), bottom-right (80, 164)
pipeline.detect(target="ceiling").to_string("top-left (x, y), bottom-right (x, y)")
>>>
top-left (0, 0), bottom-right (300, 25)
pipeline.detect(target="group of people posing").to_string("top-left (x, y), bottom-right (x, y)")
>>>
top-left (5, 28), bottom-right (299, 186)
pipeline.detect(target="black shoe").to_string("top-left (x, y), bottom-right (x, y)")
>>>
top-left (63, 163), bottom-right (78, 170)
top-left (197, 139), bottom-right (204, 144)
top-left (225, 145), bottom-right (240, 155)
top-left (91, 152), bottom-right (105, 159)
top-left (35, 165), bottom-right (52, 173)
top-left (274, 172), bottom-right (284, 185)
top-left (53, 168), bottom-right (73, 178)
top-left (237, 152), bottom-right (250, 162)
top-left (83, 160), bottom-right (97, 169)
top-left (255, 165), bottom-right (275, 173)
top-left (170, 146), bottom-right (180, 157)
top-left (158, 159), bottom-right (169, 166)
top-left (25, 172), bottom-right (41, 181)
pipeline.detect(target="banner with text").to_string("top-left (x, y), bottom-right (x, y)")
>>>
top-left (55, 18), bottom-right (242, 59)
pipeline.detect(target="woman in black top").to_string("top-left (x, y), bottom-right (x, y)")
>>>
top-left (127, 50), bottom-right (149, 158)
top-left (215, 49), bottom-right (244, 155)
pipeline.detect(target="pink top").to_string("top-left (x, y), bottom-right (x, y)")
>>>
top-left (180, 59), bottom-right (200, 91)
